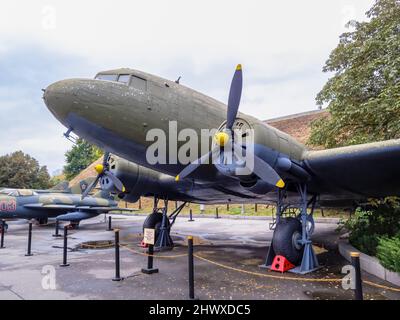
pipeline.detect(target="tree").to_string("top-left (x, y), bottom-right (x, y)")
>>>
top-left (63, 139), bottom-right (103, 180)
top-left (0, 151), bottom-right (51, 189)
top-left (309, 0), bottom-right (400, 148)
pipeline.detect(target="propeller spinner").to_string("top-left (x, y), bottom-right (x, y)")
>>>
top-left (81, 152), bottom-right (126, 199)
top-left (175, 65), bottom-right (285, 189)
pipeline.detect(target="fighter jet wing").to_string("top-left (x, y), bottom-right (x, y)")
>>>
top-left (24, 203), bottom-right (136, 212)
top-left (302, 139), bottom-right (400, 198)
top-left (74, 206), bottom-right (136, 212)
top-left (24, 204), bottom-right (76, 209)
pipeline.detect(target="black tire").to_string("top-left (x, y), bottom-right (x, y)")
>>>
top-left (272, 217), bottom-right (304, 265)
top-left (143, 212), bottom-right (165, 239)
top-left (37, 218), bottom-right (48, 225)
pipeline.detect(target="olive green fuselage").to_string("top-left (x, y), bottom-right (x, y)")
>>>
top-left (44, 68), bottom-right (306, 180)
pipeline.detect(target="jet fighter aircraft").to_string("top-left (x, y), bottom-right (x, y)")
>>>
top-left (43, 66), bottom-right (400, 272)
top-left (0, 178), bottom-right (128, 230)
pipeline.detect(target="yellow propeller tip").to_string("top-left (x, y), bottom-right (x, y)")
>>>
top-left (175, 175), bottom-right (180, 182)
top-left (236, 64), bottom-right (242, 71)
top-left (276, 179), bottom-right (285, 189)
top-left (122, 186), bottom-right (126, 192)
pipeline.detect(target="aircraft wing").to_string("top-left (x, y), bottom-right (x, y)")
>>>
top-left (302, 139), bottom-right (400, 198)
top-left (24, 203), bottom-right (135, 213)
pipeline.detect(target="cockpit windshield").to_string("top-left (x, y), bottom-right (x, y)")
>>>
top-left (0, 189), bottom-right (37, 197)
top-left (95, 74), bottom-right (118, 81)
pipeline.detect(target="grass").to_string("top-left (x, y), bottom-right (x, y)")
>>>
top-left (118, 200), bottom-right (350, 219)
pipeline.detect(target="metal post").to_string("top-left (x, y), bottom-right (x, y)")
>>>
top-left (351, 252), bottom-right (363, 300)
top-left (112, 229), bottom-right (122, 281)
top-left (107, 216), bottom-right (112, 231)
top-left (0, 220), bottom-right (5, 249)
top-left (52, 219), bottom-right (61, 237)
top-left (215, 207), bottom-right (219, 219)
top-left (255, 204), bottom-right (258, 213)
top-left (188, 236), bottom-right (195, 299)
top-left (141, 244), bottom-right (159, 274)
top-left (60, 226), bottom-right (69, 267)
top-left (188, 208), bottom-right (194, 222)
top-left (25, 222), bottom-right (33, 256)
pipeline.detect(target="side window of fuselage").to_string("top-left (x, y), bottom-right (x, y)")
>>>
top-left (130, 76), bottom-right (147, 92)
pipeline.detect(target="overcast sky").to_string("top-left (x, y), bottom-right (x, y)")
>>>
top-left (0, 0), bottom-right (375, 174)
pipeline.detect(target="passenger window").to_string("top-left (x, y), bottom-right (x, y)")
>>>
top-left (130, 76), bottom-right (147, 91)
top-left (95, 74), bottom-right (118, 81)
top-left (118, 74), bottom-right (130, 84)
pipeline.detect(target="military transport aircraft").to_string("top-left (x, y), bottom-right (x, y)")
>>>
top-left (43, 65), bottom-right (400, 273)
top-left (0, 178), bottom-right (127, 230)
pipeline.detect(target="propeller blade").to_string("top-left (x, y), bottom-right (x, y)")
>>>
top-left (226, 64), bottom-right (243, 130)
top-left (104, 171), bottom-right (125, 192)
top-left (233, 145), bottom-right (285, 188)
top-left (102, 151), bottom-right (110, 167)
top-left (175, 147), bottom-right (220, 181)
top-left (251, 154), bottom-right (285, 188)
top-left (81, 174), bottom-right (101, 199)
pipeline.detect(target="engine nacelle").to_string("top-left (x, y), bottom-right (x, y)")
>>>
top-left (240, 179), bottom-right (275, 195)
top-left (101, 155), bottom-right (177, 202)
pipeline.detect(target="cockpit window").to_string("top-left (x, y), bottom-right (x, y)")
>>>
top-left (95, 74), bottom-right (118, 81)
top-left (18, 189), bottom-right (36, 196)
top-left (130, 75), bottom-right (147, 91)
top-left (0, 189), bottom-right (10, 195)
top-left (118, 74), bottom-right (130, 84)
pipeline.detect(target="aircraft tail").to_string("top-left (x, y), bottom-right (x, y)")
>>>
top-left (68, 177), bottom-right (96, 195)
top-left (50, 181), bottom-right (69, 191)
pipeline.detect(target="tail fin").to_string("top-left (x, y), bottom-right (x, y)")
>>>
top-left (50, 181), bottom-right (69, 192)
top-left (68, 177), bottom-right (96, 195)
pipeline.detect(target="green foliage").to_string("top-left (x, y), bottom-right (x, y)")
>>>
top-left (339, 204), bottom-right (400, 256)
top-left (377, 235), bottom-right (400, 272)
top-left (309, 0), bottom-right (400, 148)
top-left (63, 139), bottom-right (103, 180)
top-left (0, 151), bottom-right (51, 189)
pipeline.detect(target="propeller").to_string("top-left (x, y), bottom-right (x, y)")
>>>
top-left (175, 64), bottom-right (285, 189)
top-left (81, 152), bottom-right (126, 199)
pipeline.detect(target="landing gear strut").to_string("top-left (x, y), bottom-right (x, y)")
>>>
top-left (142, 198), bottom-right (186, 251)
top-left (261, 184), bottom-right (320, 274)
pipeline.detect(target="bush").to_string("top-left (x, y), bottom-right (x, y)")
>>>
top-left (339, 204), bottom-right (400, 256)
top-left (377, 235), bottom-right (400, 273)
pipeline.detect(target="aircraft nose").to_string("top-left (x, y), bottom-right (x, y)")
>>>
top-left (43, 79), bottom-right (82, 124)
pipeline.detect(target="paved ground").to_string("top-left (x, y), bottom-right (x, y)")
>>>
top-left (0, 215), bottom-right (399, 300)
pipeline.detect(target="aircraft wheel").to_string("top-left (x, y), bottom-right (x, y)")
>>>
top-left (272, 217), bottom-right (304, 265)
top-left (143, 212), bottom-right (164, 239)
top-left (37, 218), bottom-right (48, 225)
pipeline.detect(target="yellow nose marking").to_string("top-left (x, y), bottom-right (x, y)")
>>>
top-left (94, 164), bottom-right (104, 174)
top-left (214, 132), bottom-right (229, 147)
top-left (236, 64), bottom-right (242, 71)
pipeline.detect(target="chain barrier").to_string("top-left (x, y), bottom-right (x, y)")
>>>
top-left (89, 234), bottom-right (400, 293)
